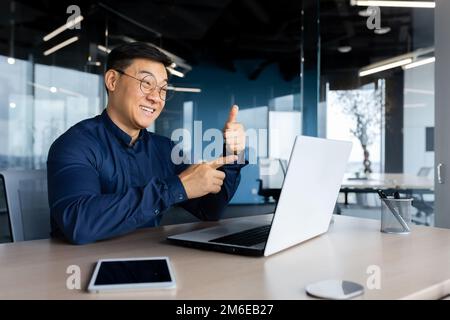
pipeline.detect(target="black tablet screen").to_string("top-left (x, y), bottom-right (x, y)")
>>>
top-left (94, 259), bottom-right (172, 285)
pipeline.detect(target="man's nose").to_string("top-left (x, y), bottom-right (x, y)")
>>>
top-left (145, 88), bottom-right (161, 101)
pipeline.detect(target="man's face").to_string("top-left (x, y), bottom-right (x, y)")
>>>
top-left (111, 58), bottom-right (168, 130)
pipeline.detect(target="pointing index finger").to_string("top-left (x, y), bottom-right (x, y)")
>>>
top-left (207, 155), bottom-right (238, 169)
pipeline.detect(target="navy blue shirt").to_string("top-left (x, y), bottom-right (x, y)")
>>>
top-left (47, 109), bottom-right (245, 244)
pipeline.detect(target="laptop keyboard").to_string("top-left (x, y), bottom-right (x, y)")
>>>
top-left (209, 225), bottom-right (271, 247)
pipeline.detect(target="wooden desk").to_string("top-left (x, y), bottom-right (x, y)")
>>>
top-left (1, 215), bottom-right (450, 300)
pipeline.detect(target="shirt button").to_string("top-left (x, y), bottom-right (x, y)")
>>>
top-left (154, 209), bottom-right (160, 215)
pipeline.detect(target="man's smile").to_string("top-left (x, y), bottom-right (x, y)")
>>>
top-left (139, 105), bottom-right (157, 116)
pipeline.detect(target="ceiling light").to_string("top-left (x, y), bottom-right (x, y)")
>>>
top-left (338, 46), bottom-right (352, 53)
top-left (353, 1), bottom-right (435, 8)
top-left (359, 58), bottom-right (412, 77)
top-left (44, 36), bottom-right (79, 56)
top-left (167, 86), bottom-right (201, 93)
top-left (28, 82), bottom-right (81, 96)
top-left (8, 2), bottom-right (16, 68)
top-left (358, 8), bottom-right (375, 17)
top-left (57, 87), bottom-right (82, 97)
top-left (403, 57), bottom-right (435, 70)
top-left (374, 27), bottom-right (391, 34)
top-left (97, 44), bottom-right (111, 54)
top-left (87, 56), bottom-right (102, 66)
top-left (359, 47), bottom-right (434, 77)
top-left (9, 102), bottom-right (16, 109)
top-left (43, 15), bottom-right (84, 42)
top-left (167, 67), bottom-right (185, 78)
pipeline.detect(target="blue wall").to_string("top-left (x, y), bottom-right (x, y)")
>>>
top-left (302, 69), bottom-right (319, 137)
top-left (163, 60), bottom-right (301, 204)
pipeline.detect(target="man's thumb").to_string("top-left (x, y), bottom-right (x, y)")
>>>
top-left (227, 105), bottom-right (239, 123)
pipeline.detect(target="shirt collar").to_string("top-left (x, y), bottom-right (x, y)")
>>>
top-left (101, 109), bottom-right (148, 147)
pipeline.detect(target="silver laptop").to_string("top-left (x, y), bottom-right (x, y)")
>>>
top-left (167, 136), bottom-right (352, 257)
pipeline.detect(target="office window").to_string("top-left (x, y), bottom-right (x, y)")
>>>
top-left (33, 64), bottom-right (102, 168)
top-left (0, 55), bottom-right (103, 170)
top-left (326, 82), bottom-right (383, 174)
top-left (269, 111), bottom-right (302, 161)
top-left (0, 56), bottom-right (32, 169)
top-left (403, 63), bottom-right (435, 174)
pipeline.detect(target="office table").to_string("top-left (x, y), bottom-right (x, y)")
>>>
top-left (340, 173), bottom-right (434, 205)
top-left (258, 173), bottom-right (434, 204)
top-left (341, 173), bottom-right (433, 191)
top-left (1, 214), bottom-right (450, 299)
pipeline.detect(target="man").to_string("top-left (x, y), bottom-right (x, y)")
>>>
top-left (47, 42), bottom-right (246, 245)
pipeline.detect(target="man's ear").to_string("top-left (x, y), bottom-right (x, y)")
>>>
top-left (105, 69), bottom-right (118, 93)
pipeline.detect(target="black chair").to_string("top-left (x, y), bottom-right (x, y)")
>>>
top-left (0, 170), bottom-right (50, 241)
top-left (257, 158), bottom-right (284, 203)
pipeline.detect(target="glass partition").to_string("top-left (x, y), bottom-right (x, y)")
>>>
top-left (320, 0), bottom-right (435, 225)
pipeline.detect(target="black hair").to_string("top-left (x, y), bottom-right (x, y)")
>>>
top-left (105, 42), bottom-right (172, 93)
top-left (106, 42), bottom-right (172, 71)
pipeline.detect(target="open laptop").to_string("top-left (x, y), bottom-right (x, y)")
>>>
top-left (167, 136), bottom-right (352, 257)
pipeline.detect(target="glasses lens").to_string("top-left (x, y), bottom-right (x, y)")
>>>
top-left (160, 84), bottom-right (174, 101)
top-left (140, 74), bottom-right (157, 94)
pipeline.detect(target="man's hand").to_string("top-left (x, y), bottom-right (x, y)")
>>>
top-left (178, 155), bottom-right (238, 199)
top-left (223, 105), bottom-right (246, 155)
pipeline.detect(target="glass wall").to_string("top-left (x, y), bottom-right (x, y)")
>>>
top-left (320, 1), bottom-right (435, 225)
top-left (0, 55), bottom-right (103, 242)
top-left (0, 55), bottom-right (103, 170)
top-left (326, 81), bottom-right (384, 175)
top-left (0, 0), bottom-right (304, 239)
top-left (157, 61), bottom-right (302, 204)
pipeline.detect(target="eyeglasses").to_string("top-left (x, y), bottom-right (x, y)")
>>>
top-left (114, 69), bottom-right (174, 101)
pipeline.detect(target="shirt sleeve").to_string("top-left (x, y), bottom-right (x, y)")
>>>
top-left (173, 142), bottom-right (248, 221)
top-left (47, 139), bottom-right (188, 245)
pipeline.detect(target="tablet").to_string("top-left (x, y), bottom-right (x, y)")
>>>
top-left (87, 257), bottom-right (176, 293)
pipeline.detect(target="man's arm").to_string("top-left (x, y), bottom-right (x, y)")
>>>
top-left (174, 104), bottom-right (247, 220)
top-left (177, 162), bottom-right (245, 221)
top-left (47, 143), bottom-right (187, 245)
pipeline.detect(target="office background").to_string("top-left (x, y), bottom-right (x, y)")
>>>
top-left (0, 0), bottom-right (440, 242)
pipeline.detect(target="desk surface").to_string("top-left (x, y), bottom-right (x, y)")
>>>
top-left (1, 215), bottom-right (450, 300)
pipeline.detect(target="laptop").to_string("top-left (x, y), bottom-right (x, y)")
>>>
top-left (167, 136), bottom-right (352, 257)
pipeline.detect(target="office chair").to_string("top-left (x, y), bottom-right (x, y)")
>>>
top-left (257, 158), bottom-right (285, 203)
top-left (0, 170), bottom-right (50, 241)
top-left (0, 181), bottom-right (12, 243)
top-left (411, 167), bottom-right (434, 226)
